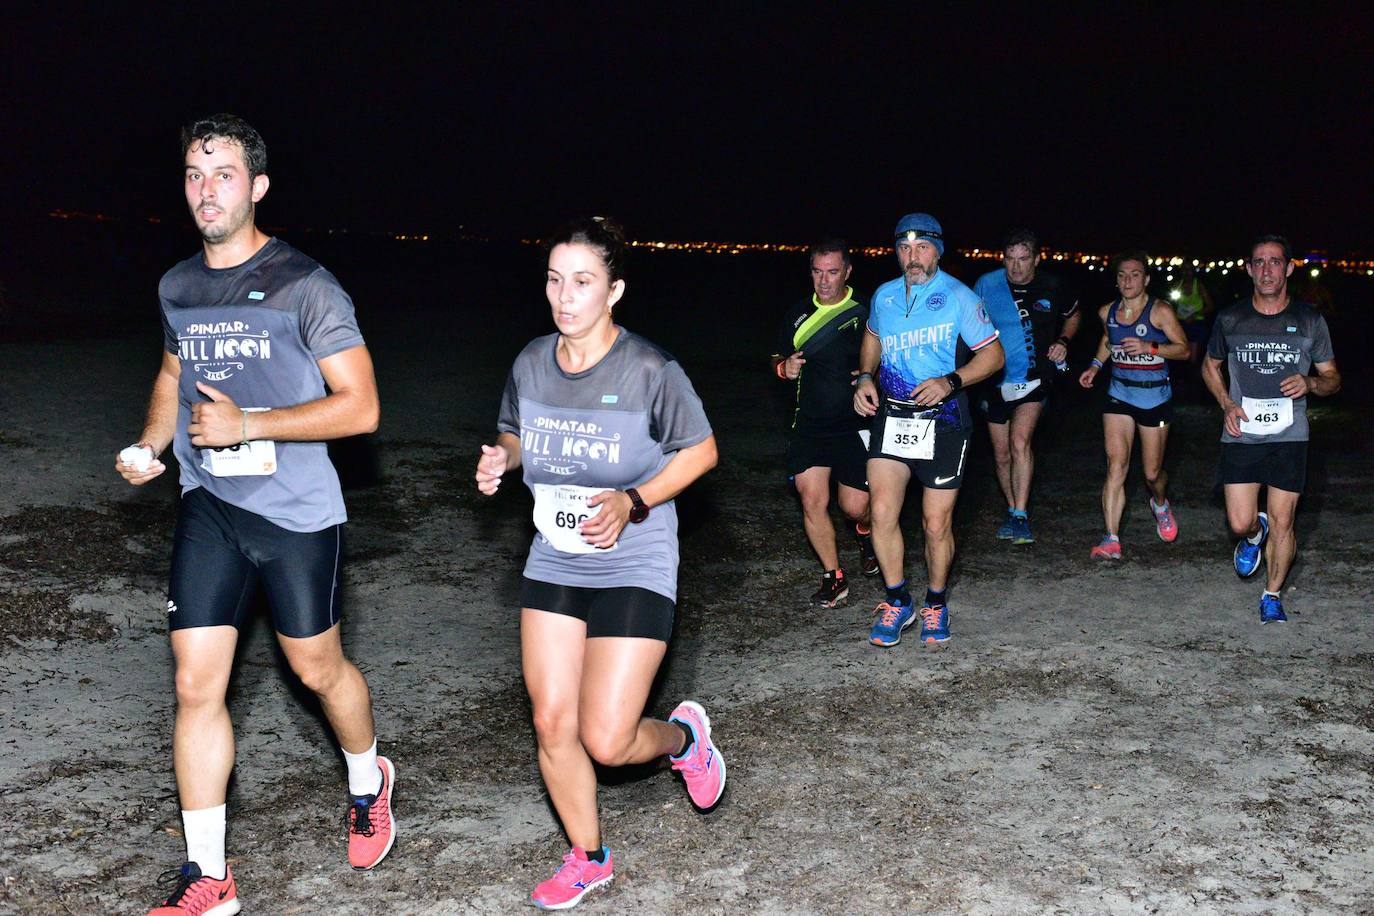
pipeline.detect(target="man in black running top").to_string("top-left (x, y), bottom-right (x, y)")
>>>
top-left (773, 239), bottom-right (876, 607)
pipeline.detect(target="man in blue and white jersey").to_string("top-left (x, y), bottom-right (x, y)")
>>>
top-left (853, 213), bottom-right (1004, 648)
top-left (974, 229), bottom-right (1080, 544)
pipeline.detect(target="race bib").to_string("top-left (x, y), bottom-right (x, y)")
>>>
top-left (1000, 378), bottom-right (1042, 402)
top-left (201, 408), bottom-right (276, 477)
top-left (881, 402), bottom-right (936, 460)
top-left (1239, 396), bottom-right (1293, 437)
top-left (532, 483), bottom-right (616, 554)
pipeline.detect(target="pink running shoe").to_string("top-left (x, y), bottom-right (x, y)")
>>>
top-left (1152, 501), bottom-right (1179, 542)
top-left (347, 756), bottom-right (396, 870)
top-left (531, 846), bottom-right (614, 910)
top-left (147, 862), bottom-right (240, 915)
top-left (669, 700), bottom-right (726, 810)
top-left (1090, 536), bottom-right (1122, 560)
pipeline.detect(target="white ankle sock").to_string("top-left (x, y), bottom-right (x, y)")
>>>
top-left (1247, 527), bottom-right (1265, 545)
top-left (343, 740), bottom-right (382, 796)
top-left (182, 804), bottom-right (227, 879)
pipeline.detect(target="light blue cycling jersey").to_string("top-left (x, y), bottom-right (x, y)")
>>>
top-left (868, 269), bottom-right (999, 403)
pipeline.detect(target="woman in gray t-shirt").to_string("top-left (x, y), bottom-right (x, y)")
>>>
top-left (474, 218), bottom-right (726, 908)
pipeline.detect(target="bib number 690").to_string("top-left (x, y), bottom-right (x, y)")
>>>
top-left (554, 510), bottom-right (589, 529)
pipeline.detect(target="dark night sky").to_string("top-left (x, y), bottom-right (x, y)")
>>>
top-left (5, 4), bottom-right (1371, 254)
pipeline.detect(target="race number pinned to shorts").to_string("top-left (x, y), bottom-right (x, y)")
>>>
top-left (201, 408), bottom-right (276, 477)
top-left (532, 483), bottom-right (616, 554)
top-left (1239, 396), bottom-right (1293, 437)
top-left (999, 378), bottom-right (1042, 402)
top-left (880, 401), bottom-right (937, 460)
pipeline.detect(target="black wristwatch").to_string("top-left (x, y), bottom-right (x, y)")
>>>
top-left (625, 488), bottom-right (649, 523)
top-left (944, 372), bottom-right (963, 394)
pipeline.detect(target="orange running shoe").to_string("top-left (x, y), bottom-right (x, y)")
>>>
top-left (1090, 536), bottom-right (1122, 560)
top-left (347, 755), bottom-right (397, 869)
top-left (147, 862), bottom-right (240, 916)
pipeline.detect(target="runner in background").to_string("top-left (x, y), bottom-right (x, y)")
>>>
top-left (1078, 251), bottom-right (1188, 559)
top-left (1202, 234), bottom-right (1340, 623)
top-left (853, 213), bottom-right (1003, 647)
top-left (773, 239), bottom-right (876, 608)
top-left (974, 229), bottom-right (1080, 544)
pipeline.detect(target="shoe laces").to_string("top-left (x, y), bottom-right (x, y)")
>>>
top-left (348, 793), bottom-right (381, 837)
top-left (155, 864), bottom-right (213, 909)
top-left (920, 603), bottom-right (945, 630)
top-left (875, 602), bottom-right (906, 628)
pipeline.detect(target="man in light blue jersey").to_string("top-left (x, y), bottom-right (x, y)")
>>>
top-left (854, 213), bottom-right (1004, 647)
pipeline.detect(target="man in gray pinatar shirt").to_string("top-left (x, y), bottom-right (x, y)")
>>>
top-left (115, 114), bottom-right (395, 914)
top-left (1202, 234), bottom-right (1341, 625)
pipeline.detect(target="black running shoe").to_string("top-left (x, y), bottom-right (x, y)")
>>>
top-left (856, 532), bottom-right (880, 577)
top-left (811, 571), bottom-right (850, 608)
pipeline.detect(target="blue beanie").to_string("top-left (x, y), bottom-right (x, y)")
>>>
top-left (893, 213), bottom-right (945, 255)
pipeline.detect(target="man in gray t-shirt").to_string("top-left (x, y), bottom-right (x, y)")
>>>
top-left (1202, 234), bottom-right (1341, 624)
top-left (114, 114), bottom-right (395, 910)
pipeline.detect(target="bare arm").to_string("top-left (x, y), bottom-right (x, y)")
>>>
top-left (475, 431), bottom-right (522, 495)
top-left (1202, 354), bottom-right (1248, 437)
top-left (1047, 310), bottom-right (1082, 363)
top-left (1078, 303), bottom-right (1113, 388)
top-left (115, 350), bottom-right (181, 485)
top-left (187, 344), bottom-right (380, 447)
top-left (1282, 358), bottom-right (1341, 399)
top-left (580, 434), bottom-right (719, 548)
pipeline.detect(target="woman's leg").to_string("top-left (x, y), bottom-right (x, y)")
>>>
top-left (577, 636), bottom-right (677, 769)
top-left (1102, 413), bottom-right (1136, 537)
top-left (1137, 421), bottom-right (1171, 506)
top-left (522, 608), bottom-right (600, 851)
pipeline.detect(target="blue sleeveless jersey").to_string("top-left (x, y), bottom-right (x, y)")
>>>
top-left (1106, 297), bottom-right (1170, 408)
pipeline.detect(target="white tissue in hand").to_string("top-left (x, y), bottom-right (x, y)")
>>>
top-left (120, 445), bottom-right (154, 472)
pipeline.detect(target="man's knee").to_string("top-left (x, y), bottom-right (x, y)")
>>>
top-left (174, 660), bottom-right (229, 710)
top-left (289, 650), bottom-right (349, 695)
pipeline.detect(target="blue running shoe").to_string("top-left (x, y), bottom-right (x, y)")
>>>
top-left (1233, 511), bottom-right (1269, 578)
top-left (1011, 515), bottom-right (1034, 545)
top-left (996, 511), bottom-right (1016, 540)
top-left (1260, 593), bottom-right (1287, 624)
top-left (919, 603), bottom-right (950, 644)
top-left (869, 601), bottom-right (916, 647)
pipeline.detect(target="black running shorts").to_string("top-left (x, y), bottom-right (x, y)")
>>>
top-left (1103, 396), bottom-right (1172, 427)
top-left (868, 403), bottom-right (970, 490)
top-left (983, 381), bottom-right (1051, 425)
top-left (167, 486), bottom-right (343, 639)
top-left (1218, 441), bottom-right (1308, 494)
top-left (786, 431), bottom-right (870, 491)
top-left (520, 578), bottom-right (675, 642)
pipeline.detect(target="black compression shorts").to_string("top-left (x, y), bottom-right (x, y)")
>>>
top-left (1103, 396), bottom-right (1173, 427)
top-left (983, 381), bottom-right (1051, 425)
top-left (520, 578), bottom-right (675, 642)
top-left (786, 431), bottom-right (870, 491)
top-left (168, 486), bottom-right (343, 639)
top-left (1218, 441), bottom-right (1308, 494)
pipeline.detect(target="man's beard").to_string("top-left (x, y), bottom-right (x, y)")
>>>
top-left (197, 202), bottom-right (252, 244)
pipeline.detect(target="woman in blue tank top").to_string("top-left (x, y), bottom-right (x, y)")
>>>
top-left (1078, 251), bottom-right (1189, 558)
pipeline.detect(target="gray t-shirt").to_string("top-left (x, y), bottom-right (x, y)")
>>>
top-left (497, 329), bottom-right (713, 601)
top-left (159, 238), bottom-right (365, 531)
top-left (1207, 299), bottom-right (1333, 444)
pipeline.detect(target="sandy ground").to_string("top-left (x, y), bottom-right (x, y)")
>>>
top-left (3, 299), bottom-right (1373, 914)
